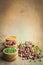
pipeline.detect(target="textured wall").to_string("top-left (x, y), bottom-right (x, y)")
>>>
top-left (0, 0), bottom-right (43, 49)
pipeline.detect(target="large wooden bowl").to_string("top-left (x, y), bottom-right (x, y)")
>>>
top-left (3, 48), bottom-right (18, 61)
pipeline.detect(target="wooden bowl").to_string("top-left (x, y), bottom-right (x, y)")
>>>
top-left (4, 36), bottom-right (18, 48)
top-left (6, 36), bottom-right (17, 42)
top-left (3, 48), bottom-right (18, 61)
top-left (4, 42), bottom-right (18, 48)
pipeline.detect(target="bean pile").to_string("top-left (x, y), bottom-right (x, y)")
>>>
top-left (6, 41), bottom-right (16, 45)
top-left (18, 41), bottom-right (42, 60)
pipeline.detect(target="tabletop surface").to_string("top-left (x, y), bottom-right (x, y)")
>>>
top-left (0, 56), bottom-right (43, 65)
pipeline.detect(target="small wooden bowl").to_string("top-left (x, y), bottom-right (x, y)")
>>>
top-left (6, 36), bottom-right (17, 42)
top-left (4, 42), bottom-right (18, 49)
top-left (3, 48), bottom-right (18, 61)
top-left (4, 36), bottom-right (18, 49)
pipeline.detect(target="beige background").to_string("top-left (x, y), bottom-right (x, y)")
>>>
top-left (0, 0), bottom-right (43, 50)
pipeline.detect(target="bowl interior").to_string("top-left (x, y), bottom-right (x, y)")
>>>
top-left (3, 48), bottom-right (17, 55)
